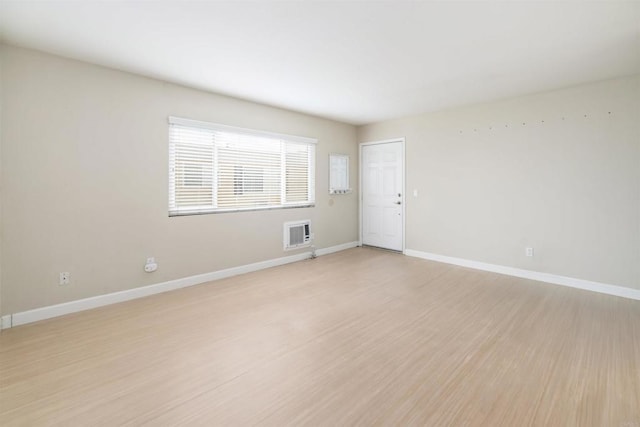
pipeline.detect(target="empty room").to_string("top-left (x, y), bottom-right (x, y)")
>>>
top-left (1, 1), bottom-right (639, 425)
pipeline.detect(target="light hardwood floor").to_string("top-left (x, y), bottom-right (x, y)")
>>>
top-left (1, 247), bottom-right (639, 426)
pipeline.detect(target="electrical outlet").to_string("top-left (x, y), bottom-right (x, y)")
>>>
top-left (59, 272), bottom-right (70, 285)
top-left (525, 247), bottom-right (534, 257)
top-left (144, 257), bottom-right (158, 273)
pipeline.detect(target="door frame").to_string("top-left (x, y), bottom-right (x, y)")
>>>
top-left (359, 137), bottom-right (406, 253)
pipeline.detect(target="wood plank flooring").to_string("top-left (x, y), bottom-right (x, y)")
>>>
top-left (1, 247), bottom-right (639, 426)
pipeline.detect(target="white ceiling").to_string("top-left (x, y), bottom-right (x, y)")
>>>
top-left (1, 1), bottom-right (639, 125)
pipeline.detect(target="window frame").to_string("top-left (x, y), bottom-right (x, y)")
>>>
top-left (168, 116), bottom-right (317, 216)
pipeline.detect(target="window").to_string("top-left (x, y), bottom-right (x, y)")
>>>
top-left (233, 166), bottom-right (264, 195)
top-left (168, 117), bottom-right (316, 216)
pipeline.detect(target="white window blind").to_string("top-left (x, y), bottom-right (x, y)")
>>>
top-left (168, 117), bottom-right (316, 216)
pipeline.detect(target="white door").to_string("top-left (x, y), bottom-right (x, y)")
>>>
top-left (361, 141), bottom-right (403, 251)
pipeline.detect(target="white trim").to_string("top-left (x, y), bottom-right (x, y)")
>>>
top-left (405, 249), bottom-right (640, 301)
top-left (168, 116), bottom-right (317, 144)
top-left (359, 138), bottom-right (406, 252)
top-left (1, 315), bottom-right (12, 330)
top-left (2, 242), bottom-right (359, 328)
top-left (315, 241), bottom-right (359, 256)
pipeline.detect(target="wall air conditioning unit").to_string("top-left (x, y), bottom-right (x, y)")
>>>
top-left (284, 220), bottom-right (312, 250)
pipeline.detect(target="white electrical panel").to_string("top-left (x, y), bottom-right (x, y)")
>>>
top-left (329, 154), bottom-right (351, 195)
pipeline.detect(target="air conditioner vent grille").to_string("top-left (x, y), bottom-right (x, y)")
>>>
top-left (284, 220), bottom-right (311, 250)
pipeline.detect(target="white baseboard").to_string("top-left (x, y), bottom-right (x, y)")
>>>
top-left (405, 249), bottom-right (640, 301)
top-left (1, 315), bottom-right (12, 330)
top-left (315, 240), bottom-right (359, 256)
top-left (2, 241), bottom-right (359, 329)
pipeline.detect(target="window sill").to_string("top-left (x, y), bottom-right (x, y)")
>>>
top-left (169, 203), bottom-right (315, 217)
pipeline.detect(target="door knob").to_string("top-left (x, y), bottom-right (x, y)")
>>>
top-left (395, 201), bottom-right (402, 205)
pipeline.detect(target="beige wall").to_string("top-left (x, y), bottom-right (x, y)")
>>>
top-left (0, 45), bottom-right (358, 315)
top-left (0, 47), bottom-right (3, 315)
top-left (359, 76), bottom-right (640, 290)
